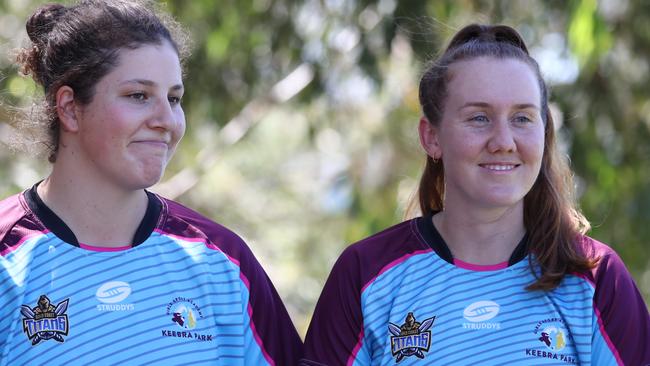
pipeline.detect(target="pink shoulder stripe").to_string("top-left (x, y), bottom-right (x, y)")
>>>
top-left (1, 230), bottom-right (49, 257)
top-left (346, 327), bottom-right (365, 366)
top-left (154, 229), bottom-right (212, 244)
top-left (155, 229), bottom-right (243, 267)
top-left (594, 305), bottom-right (625, 365)
top-left (571, 272), bottom-right (624, 365)
top-left (570, 272), bottom-right (595, 288)
top-left (347, 249), bottom-right (431, 364)
top-left (238, 263), bottom-right (274, 365)
top-left (156, 229), bottom-right (274, 365)
top-left (246, 302), bottom-right (275, 366)
top-left (361, 249), bottom-right (431, 293)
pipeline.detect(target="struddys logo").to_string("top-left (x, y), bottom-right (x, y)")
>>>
top-left (462, 300), bottom-right (501, 330)
top-left (21, 295), bottom-right (70, 346)
top-left (388, 312), bottom-right (436, 363)
top-left (96, 281), bottom-right (135, 312)
top-left (525, 318), bottom-right (577, 364)
top-left (162, 297), bottom-right (213, 342)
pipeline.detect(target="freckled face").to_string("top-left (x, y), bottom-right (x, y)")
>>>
top-left (73, 42), bottom-right (185, 191)
top-left (423, 57), bottom-right (545, 211)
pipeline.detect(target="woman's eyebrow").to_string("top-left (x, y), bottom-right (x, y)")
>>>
top-left (458, 102), bottom-right (540, 111)
top-left (120, 79), bottom-right (184, 91)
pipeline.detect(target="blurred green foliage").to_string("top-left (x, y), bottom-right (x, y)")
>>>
top-left (1, 0), bottom-right (648, 335)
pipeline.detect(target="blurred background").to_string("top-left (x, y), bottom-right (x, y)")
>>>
top-left (1, 0), bottom-right (648, 336)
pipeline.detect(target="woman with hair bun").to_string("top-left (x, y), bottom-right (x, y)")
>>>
top-left (0, 1), bottom-right (302, 364)
top-left (302, 24), bottom-right (649, 365)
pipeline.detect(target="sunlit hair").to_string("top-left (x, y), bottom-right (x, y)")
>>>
top-left (14, 0), bottom-right (190, 162)
top-left (407, 24), bottom-right (596, 291)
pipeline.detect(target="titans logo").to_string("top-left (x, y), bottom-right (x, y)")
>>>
top-left (21, 295), bottom-right (70, 345)
top-left (388, 312), bottom-right (436, 363)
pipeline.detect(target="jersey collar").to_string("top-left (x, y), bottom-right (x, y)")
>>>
top-left (416, 214), bottom-right (529, 266)
top-left (24, 182), bottom-right (162, 248)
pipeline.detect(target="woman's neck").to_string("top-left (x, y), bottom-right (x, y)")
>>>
top-left (37, 170), bottom-right (148, 248)
top-left (433, 204), bottom-right (526, 265)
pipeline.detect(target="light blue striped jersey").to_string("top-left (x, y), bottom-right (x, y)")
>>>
top-left (302, 216), bottom-right (650, 366)
top-left (0, 189), bottom-right (302, 365)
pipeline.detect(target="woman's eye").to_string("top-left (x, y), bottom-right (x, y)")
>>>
top-left (513, 115), bottom-right (532, 123)
top-left (470, 115), bottom-right (489, 123)
top-left (128, 92), bottom-right (147, 101)
top-left (168, 96), bottom-right (182, 105)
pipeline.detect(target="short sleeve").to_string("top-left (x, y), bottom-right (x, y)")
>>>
top-left (302, 246), bottom-right (370, 365)
top-left (237, 243), bottom-right (304, 365)
top-left (591, 247), bottom-right (650, 365)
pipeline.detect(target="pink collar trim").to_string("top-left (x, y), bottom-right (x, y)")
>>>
top-left (453, 258), bottom-right (509, 271)
top-left (78, 242), bottom-right (131, 252)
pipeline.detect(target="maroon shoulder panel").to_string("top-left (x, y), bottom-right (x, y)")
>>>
top-left (580, 236), bottom-right (650, 365)
top-left (302, 219), bottom-right (430, 365)
top-left (0, 193), bottom-right (46, 256)
top-left (162, 197), bottom-right (304, 365)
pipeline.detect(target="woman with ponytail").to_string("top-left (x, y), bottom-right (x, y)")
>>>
top-left (302, 24), bottom-right (649, 365)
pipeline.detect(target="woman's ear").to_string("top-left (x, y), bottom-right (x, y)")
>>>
top-left (55, 86), bottom-right (80, 132)
top-left (418, 116), bottom-right (441, 160)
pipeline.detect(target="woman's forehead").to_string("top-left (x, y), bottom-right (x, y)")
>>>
top-left (102, 43), bottom-right (183, 88)
top-left (445, 57), bottom-right (541, 108)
